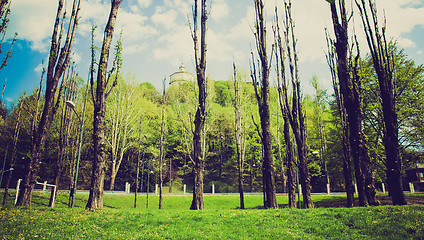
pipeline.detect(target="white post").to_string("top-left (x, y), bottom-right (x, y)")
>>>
top-left (125, 182), bottom-right (130, 194)
top-left (15, 179), bottom-right (22, 205)
top-left (382, 183), bottom-right (386, 193)
top-left (354, 184), bottom-right (358, 195)
top-left (183, 184), bottom-right (186, 195)
top-left (326, 184), bottom-right (331, 195)
top-left (155, 184), bottom-right (158, 195)
top-left (409, 182), bottom-right (415, 193)
top-left (43, 181), bottom-right (47, 191)
top-left (212, 184), bottom-right (215, 195)
top-left (51, 186), bottom-right (57, 208)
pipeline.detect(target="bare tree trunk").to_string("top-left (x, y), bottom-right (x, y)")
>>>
top-left (273, 12), bottom-right (296, 208)
top-left (355, 0), bottom-right (406, 206)
top-left (233, 63), bottom-right (245, 209)
top-left (189, 0), bottom-right (207, 210)
top-left (159, 79), bottom-right (166, 210)
top-left (278, 1), bottom-right (313, 208)
top-left (86, 0), bottom-right (122, 210)
top-left (325, 31), bottom-right (354, 207)
top-left (17, 0), bottom-right (80, 206)
top-left (2, 92), bottom-right (24, 205)
top-left (251, 0), bottom-right (278, 209)
top-left (326, 0), bottom-right (378, 206)
top-left (50, 65), bottom-right (77, 207)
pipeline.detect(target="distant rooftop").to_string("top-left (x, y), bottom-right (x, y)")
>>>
top-left (170, 65), bottom-right (194, 85)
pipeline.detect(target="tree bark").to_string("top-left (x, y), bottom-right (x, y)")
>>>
top-left (189, 0), bottom-right (207, 210)
top-left (86, 0), bottom-right (122, 210)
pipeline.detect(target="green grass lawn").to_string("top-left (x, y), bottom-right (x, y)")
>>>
top-left (1, 192), bottom-right (423, 239)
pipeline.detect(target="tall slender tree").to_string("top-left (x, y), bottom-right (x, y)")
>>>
top-left (17, 0), bottom-right (81, 206)
top-left (355, 0), bottom-right (407, 205)
top-left (250, 0), bottom-right (278, 209)
top-left (158, 78), bottom-right (166, 210)
top-left (2, 92), bottom-right (24, 205)
top-left (233, 63), bottom-right (247, 209)
top-left (325, 30), bottom-right (354, 207)
top-left (189, 0), bottom-right (207, 210)
top-left (86, 0), bottom-right (123, 210)
top-left (273, 7), bottom-right (296, 208)
top-left (106, 76), bottom-right (139, 191)
top-left (326, 0), bottom-right (377, 206)
top-left (50, 63), bottom-right (78, 207)
top-left (277, 0), bottom-right (313, 208)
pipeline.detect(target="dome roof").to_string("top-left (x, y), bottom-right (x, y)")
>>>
top-left (170, 64), bottom-right (194, 85)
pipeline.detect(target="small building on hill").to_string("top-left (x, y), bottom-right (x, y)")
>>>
top-left (170, 65), bottom-right (194, 85)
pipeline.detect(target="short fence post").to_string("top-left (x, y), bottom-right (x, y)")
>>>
top-left (409, 182), bottom-right (415, 193)
top-left (155, 184), bottom-right (158, 195)
top-left (212, 184), bottom-right (215, 195)
top-left (50, 186), bottom-right (56, 208)
top-left (15, 179), bottom-right (22, 205)
top-left (183, 184), bottom-right (186, 195)
top-left (125, 182), bottom-right (130, 194)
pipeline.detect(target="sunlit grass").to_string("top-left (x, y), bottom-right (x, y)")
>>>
top-left (1, 192), bottom-right (423, 239)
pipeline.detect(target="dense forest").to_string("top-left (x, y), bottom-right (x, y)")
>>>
top-left (0, 0), bottom-right (423, 210)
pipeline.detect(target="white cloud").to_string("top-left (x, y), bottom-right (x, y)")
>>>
top-left (153, 24), bottom-right (193, 66)
top-left (8, 0), bottom-right (58, 52)
top-left (210, 0), bottom-right (229, 21)
top-left (34, 63), bottom-right (44, 74)
top-left (138, 0), bottom-right (153, 9)
top-left (397, 37), bottom-right (416, 48)
top-left (116, 11), bottom-right (155, 43)
top-left (151, 9), bottom-right (178, 29)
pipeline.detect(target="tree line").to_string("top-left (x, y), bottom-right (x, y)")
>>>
top-left (0, 0), bottom-right (423, 210)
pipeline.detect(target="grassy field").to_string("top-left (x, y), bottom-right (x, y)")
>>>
top-left (1, 192), bottom-right (424, 239)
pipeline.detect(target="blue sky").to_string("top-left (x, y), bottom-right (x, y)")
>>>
top-left (1, 0), bottom-right (424, 108)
